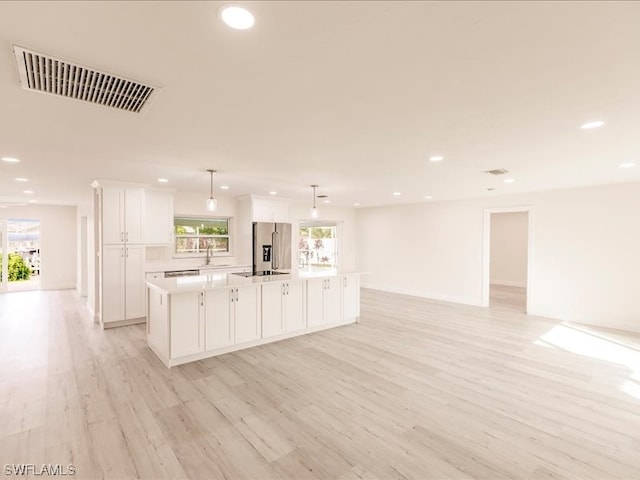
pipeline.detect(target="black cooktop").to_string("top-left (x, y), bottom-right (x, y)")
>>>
top-left (233, 270), bottom-right (289, 277)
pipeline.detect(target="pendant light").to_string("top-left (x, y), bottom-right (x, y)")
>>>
top-left (206, 169), bottom-right (217, 212)
top-left (310, 184), bottom-right (319, 218)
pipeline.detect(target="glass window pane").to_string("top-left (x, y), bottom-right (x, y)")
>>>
top-left (174, 217), bottom-right (230, 254)
top-left (174, 217), bottom-right (228, 235)
top-left (298, 225), bottom-right (336, 270)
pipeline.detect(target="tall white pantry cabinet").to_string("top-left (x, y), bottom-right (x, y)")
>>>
top-left (93, 181), bottom-right (173, 328)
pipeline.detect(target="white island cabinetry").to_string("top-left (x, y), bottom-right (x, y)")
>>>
top-left (307, 277), bottom-right (342, 328)
top-left (262, 280), bottom-right (305, 338)
top-left (342, 274), bottom-right (360, 320)
top-left (146, 272), bottom-right (361, 368)
top-left (170, 292), bottom-right (204, 358)
top-left (232, 285), bottom-right (262, 344)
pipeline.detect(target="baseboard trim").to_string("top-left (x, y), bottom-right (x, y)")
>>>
top-left (491, 280), bottom-right (527, 288)
top-left (361, 283), bottom-right (484, 307)
top-left (161, 317), bottom-right (358, 368)
top-left (40, 284), bottom-right (76, 291)
top-left (103, 317), bottom-right (146, 329)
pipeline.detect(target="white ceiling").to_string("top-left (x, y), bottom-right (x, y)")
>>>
top-left (0, 1), bottom-right (639, 208)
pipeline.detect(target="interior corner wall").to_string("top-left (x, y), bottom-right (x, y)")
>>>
top-left (490, 212), bottom-right (528, 287)
top-left (1, 204), bottom-right (78, 290)
top-left (355, 182), bottom-right (640, 333)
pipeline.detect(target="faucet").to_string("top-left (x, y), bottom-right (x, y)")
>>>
top-left (205, 243), bottom-right (212, 265)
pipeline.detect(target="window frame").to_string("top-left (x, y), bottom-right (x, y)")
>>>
top-left (298, 221), bottom-right (339, 272)
top-left (173, 216), bottom-right (233, 258)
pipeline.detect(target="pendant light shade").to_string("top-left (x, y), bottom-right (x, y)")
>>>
top-left (310, 184), bottom-right (318, 218)
top-left (206, 169), bottom-right (217, 212)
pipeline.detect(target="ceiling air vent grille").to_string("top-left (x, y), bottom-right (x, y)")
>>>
top-left (483, 168), bottom-right (509, 176)
top-left (12, 45), bottom-right (160, 114)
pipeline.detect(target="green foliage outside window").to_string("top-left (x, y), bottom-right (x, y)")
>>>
top-left (173, 217), bottom-right (230, 254)
top-left (0, 253), bottom-right (32, 281)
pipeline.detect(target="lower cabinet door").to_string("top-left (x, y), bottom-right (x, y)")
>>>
top-left (124, 245), bottom-right (145, 319)
top-left (234, 285), bottom-right (261, 344)
top-left (285, 280), bottom-right (306, 333)
top-left (102, 245), bottom-right (125, 323)
top-left (262, 282), bottom-right (284, 338)
top-left (170, 292), bottom-right (203, 358)
top-left (324, 278), bottom-right (343, 324)
top-left (342, 274), bottom-right (359, 320)
top-left (306, 278), bottom-right (324, 328)
top-left (205, 288), bottom-right (233, 350)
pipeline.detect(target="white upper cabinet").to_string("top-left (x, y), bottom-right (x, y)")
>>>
top-left (102, 188), bottom-right (124, 245)
top-left (252, 197), bottom-right (289, 223)
top-left (145, 189), bottom-right (174, 245)
top-left (101, 186), bottom-right (145, 245)
top-left (124, 188), bottom-right (145, 244)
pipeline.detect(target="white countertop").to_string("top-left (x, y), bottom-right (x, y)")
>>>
top-left (146, 270), bottom-right (360, 294)
top-left (146, 260), bottom-right (251, 273)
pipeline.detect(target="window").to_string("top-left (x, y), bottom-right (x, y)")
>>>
top-left (298, 222), bottom-right (338, 271)
top-left (174, 217), bottom-right (230, 255)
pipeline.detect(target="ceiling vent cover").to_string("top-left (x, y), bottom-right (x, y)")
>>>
top-left (12, 45), bottom-right (160, 113)
top-left (483, 168), bottom-right (509, 176)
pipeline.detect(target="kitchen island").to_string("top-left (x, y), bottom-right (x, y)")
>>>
top-left (146, 271), bottom-right (360, 367)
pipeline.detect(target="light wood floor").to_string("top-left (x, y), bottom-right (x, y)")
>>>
top-left (2, 289), bottom-right (640, 479)
top-left (490, 284), bottom-right (527, 312)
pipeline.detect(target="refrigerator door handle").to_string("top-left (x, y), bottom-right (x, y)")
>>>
top-left (272, 230), bottom-right (279, 270)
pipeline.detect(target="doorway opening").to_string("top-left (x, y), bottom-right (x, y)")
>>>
top-left (1, 219), bottom-right (41, 292)
top-left (482, 207), bottom-right (533, 313)
top-left (298, 221), bottom-right (339, 273)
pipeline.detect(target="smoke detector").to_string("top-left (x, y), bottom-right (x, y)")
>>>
top-left (12, 45), bottom-right (161, 114)
top-left (483, 169), bottom-right (509, 176)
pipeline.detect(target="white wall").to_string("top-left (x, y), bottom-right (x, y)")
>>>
top-left (1, 204), bottom-right (77, 290)
top-left (490, 212), bottom-right (528, 287)
top-left (76, 190), bottom-right (95, 316)
top-left (356, 182), bottom-right (640, 333)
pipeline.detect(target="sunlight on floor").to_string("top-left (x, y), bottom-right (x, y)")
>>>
top-left (535, 323), bottom-right (640, 400)
top-left (620, 381), bottom-right (640, 401)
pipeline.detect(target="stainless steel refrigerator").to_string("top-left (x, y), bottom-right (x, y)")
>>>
top-left (252, 222), bottom-right (292, 273)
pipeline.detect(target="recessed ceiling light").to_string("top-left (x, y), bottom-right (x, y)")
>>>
top-left (429, 155), bottom-right (444, 162)
top-left (269, 191), bottom-right (277, 195)
top-left (220, 185), bottom-right (229, 190)
top-left (14, 177), bottom-right (28, 182)
top-left (504, 178), bottom-right (515, 184)
top-left (2, 157), bottom-right (20, 163)
top-left (424, 195), bottom-right (433, 200)
top-left (220, 5), bottom-right (255, 30)
top-left (157, 178), bottom-right (169, 183)
top-left (354, 203), bottom-right (360, 206)
top-left (580, 120), bottom-right (605, 129)
top-left (23, 190), bottom-right (34, 194)
top-left (619, 162), bottom-right (636, 169)
top-left (29, 199), bottom-right (38, 203)
top-left (323, 199), bottom-right (331, 204)
top-left (0, 205), bottom-right (7, 208)
top-left (393, 192), bottom-right (401, 196)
